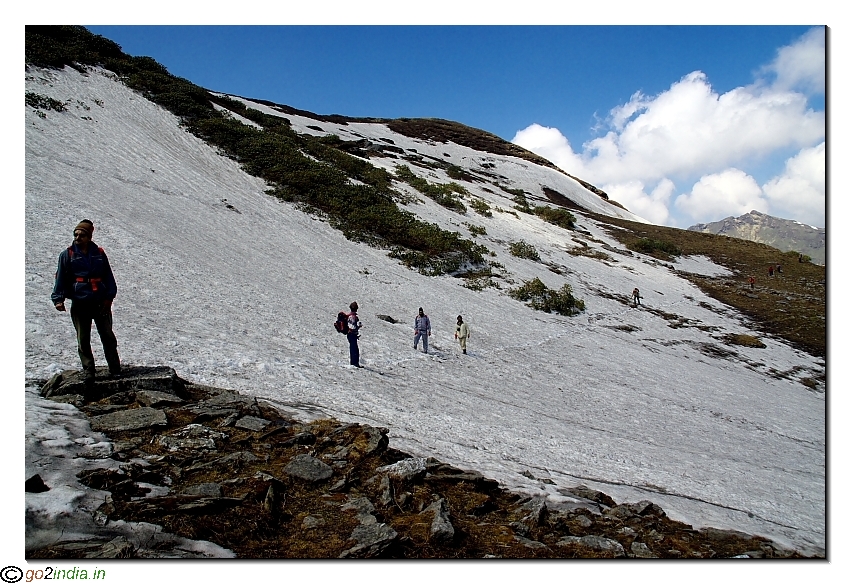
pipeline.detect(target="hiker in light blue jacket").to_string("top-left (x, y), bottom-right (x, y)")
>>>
top-left (413, 307), bottom-right (431, 353)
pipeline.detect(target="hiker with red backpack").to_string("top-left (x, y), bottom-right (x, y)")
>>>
top-left (334, 302), bottom-right (363, 367)
top-left (413, 307), bottom-right (431, 353)
top-left (51, 219), bottom-right (121, 387)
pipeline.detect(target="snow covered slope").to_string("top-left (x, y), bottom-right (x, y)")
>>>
top-left (25, 65), bottom-right (825, 555)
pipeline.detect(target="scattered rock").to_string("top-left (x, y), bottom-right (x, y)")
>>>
top-left (421, 498), bottom-right (454, 544)
top-left (235, 415), bottom-right (271, 432)
top-left (90, 407), bottom-right (167, 432)
top-left (25, 474), bottom-right (50, 493)
top-left (283, 454), bottom-right (333, 483)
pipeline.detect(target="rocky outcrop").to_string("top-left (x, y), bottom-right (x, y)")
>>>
top-left (27, 366), bottom-right (811, 559)
top-left (688, 210), bottom-right (825, 265)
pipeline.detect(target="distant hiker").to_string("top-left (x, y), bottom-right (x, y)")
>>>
top-left (414, 307), bottom-right (431, 353)
top-left (768, 265), bottom-right (774, 277)
top-left (632, 288), bottom-right (641, 307)
top-left (748, 276), bottom-right (756, 290)
top-left (51, 220), bottom-right (121, 387)
top-left (798, 253), bottom-right (803, 263)
top-left (347, 302), bottom-right (363, 367)
top-left (776, 263), bottom-right (782, 274)
top-left (454, 315), bottom-right (470, 354)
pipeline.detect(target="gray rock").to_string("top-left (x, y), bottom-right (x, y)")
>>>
top-left (90, 407), bottom-right (167, 432)
top-left (630, 541), bottom-right (658, 558)
top-left (156, 423), bottom-right (226, 451)
top-left (376, 314), bottom-right (398, 324)
top-left (520, 497), bottom-right (549, 526)
top-left (558, 535), bottom-right (625, 557)
top-left (699, 527), bottom-right (755, 542)
top-left (302, 515), bottom-right (325, 529)
top-left (235, 415), bottom-right (271, 432)
top-left (181, 483), bottom-right (222, 498)
top-left (361, 426), bottom-right (389, 456)
top-left (514, 535), bottom-right (549, 550)
top-left (283, 454), bottom-right (333, 482)
top-left (559, 486), bottom-right (617, 508)
top-left (421, 498), bottom-right (454, 544)
top-left (378, 475), bottom-right (394, 507)
top-left (48, 393), bottom-right (85, 407)
top-left (376, 457), bottom-right (427, 481)
top-left (341, 495), bottom-right (376, 518)
top-left (339, 522), bottom-right (398, 558)
top-left (135, 390), bottom-right (184, 407)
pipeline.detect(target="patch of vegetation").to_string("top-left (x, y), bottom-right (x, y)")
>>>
top-left (463, 223), bottom-right (487, 237)
top-left (725, 334), bottom-right (766, 349)
top-left (511, 191), bottom-right (534, 214)
top-left (468, 198), bottom-right (493, 217)
top-left (26, 26), bottom-right (487, 277)
top-left (627, 237), bottom-right (682, 258)
top-left (509, 241), bottom-right (540, 261)
top-left (534, 206), bottom-right (576, 229)
top-left (394, 164), bottom-right (468, 213)
top-left (509, 278), bottom-right (585, 316)
top-left (454, 263), bottom-right (504, 291)
top-left (25, 91), bottom-right (67, 112)
top-left (446, 164), bottom-right (478, 182)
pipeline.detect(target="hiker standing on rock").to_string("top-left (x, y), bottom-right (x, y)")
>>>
top-left (51, 219), bottom-right (121, 387)
top-left (414, 307), bottom-right (431, 353)
top-left (632, 288), bottom-right (641, 307)
top-left (347, 302), bottom-right (363, 368)
top-left (454, 315), bottom-right (470, 355)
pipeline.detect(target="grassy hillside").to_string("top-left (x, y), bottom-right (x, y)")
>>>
top-left (591, 213), bottom-right (826, 360)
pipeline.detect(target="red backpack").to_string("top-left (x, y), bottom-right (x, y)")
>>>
top-left (334, 312), bottom-right (349, 334)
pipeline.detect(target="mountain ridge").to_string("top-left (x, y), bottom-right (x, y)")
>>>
top-left (688, 210), bottom-right (825, 265)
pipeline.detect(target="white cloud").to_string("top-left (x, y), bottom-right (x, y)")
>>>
top-left (762, 26), bottom-right (825, 95)
top-left (511, 27), bottom-right (825, 228)
top-left (762, 142), bottom-right (825, 228)
top-left (604, 178), bottom-right (674, 225)
top-left (674, 169), bottom-right (768, 223)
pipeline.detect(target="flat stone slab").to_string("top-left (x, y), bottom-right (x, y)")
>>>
top-left (136, 390), bottom-right (185, 407)
top-left (42, 366), bottom-right (186, 401)
top-left (283, 454), bottom-right (333, 483)
top-left (235, 416), bottom-right (271, 432)
top-left (90, 407), bottom-right (168, 432)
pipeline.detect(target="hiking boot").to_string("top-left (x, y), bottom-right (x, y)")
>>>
top-left (108, 366), bottom-right (122, 378)
top-left (463, 349), bottom-right (467, 354)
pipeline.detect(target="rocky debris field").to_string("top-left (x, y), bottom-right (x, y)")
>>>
top-left (28, 367), bottom-right (813, 559)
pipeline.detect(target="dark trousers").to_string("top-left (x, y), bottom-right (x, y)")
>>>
top-left (347, 332), bottom-right (360, 366)
top-left (70, 300), bottom-right (120, 374)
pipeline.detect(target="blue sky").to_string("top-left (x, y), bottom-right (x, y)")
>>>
top-left (84, 24), bottom-right (825, 230)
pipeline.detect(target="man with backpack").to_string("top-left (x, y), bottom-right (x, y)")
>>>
top-left (632, 288), bottom-right (641, 307)
top-left (414, 307), bottom-right (431, 353)
top-left (51, 219), bottom-right (121, 388)
top-left (344, 302), bottom-right (362, 367)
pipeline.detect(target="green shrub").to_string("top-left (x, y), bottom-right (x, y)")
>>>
top-left (628, 237), bottom-right (681, 257)
top-left (25, 91), bottom-right (66, 112)
top-left (469, 198), bottom-right (493, 217)
top-left (509, 240), bottom-right (540, 261)
top-left (394, 164), bottom-right (467, 213)
top-left (509, 277), bottom-right (585, 316)
top-left (534, 206), bottom-right (576, 229)
top-left (466, 224), bottom-right (487, 237)
top-left (512, 192), bottom-right (533, 214)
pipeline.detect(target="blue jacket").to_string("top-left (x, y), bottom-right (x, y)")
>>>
top-left (414, 314), bottom-right (431, 333)
top-left (51, 242), bottom-right (117, 304)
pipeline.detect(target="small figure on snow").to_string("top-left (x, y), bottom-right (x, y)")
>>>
top-left (455, 315), bottom-right (470, 355)
top-left (414, 307), bottom-right (431, 353)
top-left (51, 219), bottom-right (121, 388)
top-left (347, 302), bottom-right (363, 368)
top-left (632, 287), bottom-right (641, 307)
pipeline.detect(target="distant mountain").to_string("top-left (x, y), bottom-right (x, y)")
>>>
top-left (688, 210), bottom-right (825, 265)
